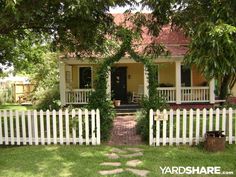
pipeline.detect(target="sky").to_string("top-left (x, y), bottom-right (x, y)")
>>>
top-left (109, 3), bottom-right (151, 13)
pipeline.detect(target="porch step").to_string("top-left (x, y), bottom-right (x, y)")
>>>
top-left (115, 104), bottom-right (141, 114)
top-left (116, 112), bottom-right (137, 116)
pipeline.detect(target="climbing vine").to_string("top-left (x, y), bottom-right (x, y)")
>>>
top-left (88, 28), bottom-right (166, 141)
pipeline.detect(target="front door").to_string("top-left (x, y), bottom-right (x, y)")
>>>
top-left (111, 67), bottom-right (127, 103)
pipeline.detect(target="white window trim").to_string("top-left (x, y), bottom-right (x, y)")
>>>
top-left (65, 65), bottom-right (72, 89)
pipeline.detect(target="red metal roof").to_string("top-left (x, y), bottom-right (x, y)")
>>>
top-left (113, 13), bottom-right (189, 57)
top-left (62, 14), bottom-right (189, 59)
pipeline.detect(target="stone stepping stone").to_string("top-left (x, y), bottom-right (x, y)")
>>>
top-left (111, 148), bottom-right (127, 153)
top-left (126, 148), bottom-right (144, 152)
top-left (99, 168), bottom-right (124, 175)
top-left (126, 159), bottom-right (142, 167)
top-left (105, 153), bottom-right (119, 159)
top-left (100, 162), bottom-right (121, 167)
top-left (121, 152), bottom-right (143, 158)
top-left (126, 168), bottom-right (150, 177)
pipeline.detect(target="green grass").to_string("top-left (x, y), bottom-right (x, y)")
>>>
top-left (0, 145), bottom-right (235, 177)
top-left (0, 103), bottom-right (33, 111)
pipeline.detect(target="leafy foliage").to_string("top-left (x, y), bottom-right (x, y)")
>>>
top-left (143, 0), bottom-right (236, 99)
top-left (136, 92), bottom-right (168, 142)
top-left (0, 86), bottom-right (13, 104)
top-left (0, 0), bottom-right (135, 72)
top-left (88, 25), bottom-right (166, 141)
top-left (0, 32), bottom-right (47, 73)
top-left (34, 85), bottom-right (61, 111)
top-left (31, 53), bottom-right (61, 111)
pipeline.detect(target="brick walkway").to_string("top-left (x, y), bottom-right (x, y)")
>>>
top-left (108, 115), bottom-right (143, 146)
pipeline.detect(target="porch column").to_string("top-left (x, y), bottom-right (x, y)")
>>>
top-left (175, 61), bottom-right (181, 104)
top-left (209, 78), bottom-right (215, 104)
top-left (144, 66), bottom-right (149, 97)
top-left (106, 69), bottom-right (111, 99)
top-left (59, 62), bottom-right (66, 106)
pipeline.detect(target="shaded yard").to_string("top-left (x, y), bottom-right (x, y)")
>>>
top-left (0, 145), bottom-right (235, 177)
top-left (0, 103), bottom-right (33, 111)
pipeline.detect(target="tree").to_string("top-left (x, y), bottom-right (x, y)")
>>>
top-left (0, 31), bottom-right (48, 74)
top-left (142, 0), bottom-right (236, 99)
top-left (0, 0), bottom-right (134, 72)
top-left (30, 52), bottom-right (61, 110)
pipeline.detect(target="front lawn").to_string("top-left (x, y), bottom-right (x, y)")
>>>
top-left (0, 145), bottom-right (235, 177)
top-left (0, 103), bottom-right (33, 111)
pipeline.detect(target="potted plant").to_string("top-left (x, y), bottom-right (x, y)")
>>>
top-left (113, 99), bottom-right (121, 107)
top-left (204, 131), bottom-right (226, 152)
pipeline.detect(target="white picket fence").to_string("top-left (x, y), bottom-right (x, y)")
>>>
top-left (149, 108), bottom-right (236, 146)
top-left (0, 109), bottom-right (100, 146)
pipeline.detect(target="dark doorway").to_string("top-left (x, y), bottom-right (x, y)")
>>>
top-left (181, 66), bottom-right (191, 86)
top-left (111, 67), bottom-right (127, 103)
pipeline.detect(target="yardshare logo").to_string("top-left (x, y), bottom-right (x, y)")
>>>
top-left (160, 166), bottom-right (234, 175)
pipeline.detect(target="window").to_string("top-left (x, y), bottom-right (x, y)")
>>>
top-left (79, 67), bottom-right (92, 89)
top-left (181, 66), bottom-right (191, 87)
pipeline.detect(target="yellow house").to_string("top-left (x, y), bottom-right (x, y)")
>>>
top-left (231, 84), bottom-right (236, 97)
top-left (59, 15), bottom-right (215, 106)
top-left (59, 57), bottom-right (215, 106)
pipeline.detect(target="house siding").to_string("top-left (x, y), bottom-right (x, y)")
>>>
top-left (114, 63), bottom-right (144, 93)
top-left (158, 62), bottom-right (176, 86)
top-left (192, 66), bottom-right (207, 86)
top-left (72, 65), bottom-right (78, 89)
top-left (231, 84), bottom-right (236, 96)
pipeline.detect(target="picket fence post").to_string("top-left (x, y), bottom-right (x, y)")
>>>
top-left (96, 109), bottom-right (101, 145)
top-left (176, 109), bottom-right (180, 145)
top-left (229, 108), bottom-right (233, 144)
top-left (71, 109), bottom-right (76, 145)
top-left (169, 109), bottom-right (174, 146)
top-left (196, 109), bottom-right (200, 145)
top-left (149, 109), bottom-right (153, 146)
top-left (15, 111), bottom-right (20, 145)
top-left (189, 109), bottom-right (193, 145)
top-left (59, 109), bottom-right (63, 145)
top-left (0, 111), bottom-right (2, 145)
top-left (182, 109), bottom-right (187, 145)
top-left (40, 110), bottom-right (45, 145)
top-left (162, 109), bottom-right (167, 146)
top-left (78, 109), bottom-right (83, 145)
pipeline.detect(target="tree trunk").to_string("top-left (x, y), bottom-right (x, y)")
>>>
top-left (219, 75), bottom-right (231, 100)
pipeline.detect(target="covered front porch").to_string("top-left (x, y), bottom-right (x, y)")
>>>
top-left (59, 58), bottom-right (215, 106)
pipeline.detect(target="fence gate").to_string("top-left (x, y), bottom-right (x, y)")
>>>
top-left (0, 109), bottom-right (100, 146)
top-left (149, 108), bottom-right (236, 146)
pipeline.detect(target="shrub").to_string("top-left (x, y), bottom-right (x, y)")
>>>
top-left (0, 87), bottom-right (13, 104)
top-left (87, 91), bottom-right (115, 141)
top-left (34, 84), bottom-right (61, 111)
top-left (136, 96), bottom-right (168, 142)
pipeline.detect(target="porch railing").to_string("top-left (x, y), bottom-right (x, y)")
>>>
top-left (157, 87), bottom-right (210, 103)
top-left (181, 87), bottom-right (209, 103)
top-left (65, 89), bottom-right (93, 104)
top-left (157, 87), bottom-right (176, 103)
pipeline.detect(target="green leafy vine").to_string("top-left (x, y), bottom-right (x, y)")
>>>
top-left (88, 28), bottom-right (163, 141)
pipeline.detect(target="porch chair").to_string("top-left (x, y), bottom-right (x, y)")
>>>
top-left (132, 85), bottom-right (144, 103)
